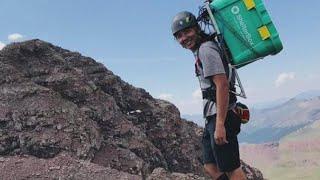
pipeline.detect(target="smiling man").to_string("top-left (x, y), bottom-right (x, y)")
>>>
top-left (171, 11), bottom-right (246, 180)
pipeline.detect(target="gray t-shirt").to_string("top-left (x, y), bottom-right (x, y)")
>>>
top-left (194, 41), bottom-right (236, 118)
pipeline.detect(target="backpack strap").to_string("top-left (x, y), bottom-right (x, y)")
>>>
top-left (194, 54), bottom-right (202, 77)
top-left (195, 41), bottom-right (237, 103)
top-left (195, 41), bottom-right (233, 83)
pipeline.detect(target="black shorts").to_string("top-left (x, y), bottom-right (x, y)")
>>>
top-left (202, 110), bottom-right (241, 172)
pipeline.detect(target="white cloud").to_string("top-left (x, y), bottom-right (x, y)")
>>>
top-left (176, 99), bottom-right (202, 115)
top-left (275, 72), bottom-right (295, 87)
top-left (156, 89), bottom-right (203, 115)
top-left (175, 89), bottom-right (203, 115)
top-left (192, 88), bottom-right (202, 99)
top-left (0, 41), bottom-right (5, 50)
top-left (8, 33), bottom-right (24, 42)
top-left (158, 93), bottom-right (174, 101)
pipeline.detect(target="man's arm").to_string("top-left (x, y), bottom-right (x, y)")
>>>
top-left (212, 74), bottom-right (229, 145)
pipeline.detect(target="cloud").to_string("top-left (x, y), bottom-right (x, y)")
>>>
top-left (176, 99), bottom-right (202, 115)
top-left (175, 89), bottom-right (203, 115)
top-left (0, 41), bottom-right (5, 50)
top-left (8, 33), bottom-right (24, 42)
top-left (192, 88), bottom-right (202, 99)
top-left (158, 93), bottom-right (174, 101)
top-left (156, 89), bottom-right (203, 115)
top-left (275, 72), bottom-right (295, 87)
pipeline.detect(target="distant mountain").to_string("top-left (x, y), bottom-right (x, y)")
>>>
top-left (239, 95), bottom-right (320, 143)
top-left (251, 97), bottom-right (289, 110)
top-left (291, 89), bottom-right (320, 100)
top-left (240, 119), bottom-right (320, 180)
top-left (250, 90), bottom-right (320, 110)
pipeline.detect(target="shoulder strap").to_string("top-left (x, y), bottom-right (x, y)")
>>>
top-left (194, 51), bottom-right (202, 77)
top-left (213, 40), bottom-right (233, 82)
top-left (196, 40), bottom-right (233, 83)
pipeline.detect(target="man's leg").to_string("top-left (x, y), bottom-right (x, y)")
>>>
top-left (226, 167), bottom-right (246, 180)
top-left (204, 163), bottom-right (225, 179)
top-left (203, 116), bottom-right (228, 179)
top-left (224, 111), bottom-right (246, 179)
top-left (211, 111), bottom-right (245, 180)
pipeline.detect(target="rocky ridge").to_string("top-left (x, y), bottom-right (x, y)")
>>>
top-left (0, 39), bottom-right (263, 179)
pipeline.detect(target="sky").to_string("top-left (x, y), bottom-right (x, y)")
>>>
top-left (1, 0), bottom-right (320, 115)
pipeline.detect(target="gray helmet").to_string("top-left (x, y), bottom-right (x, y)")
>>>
top-left (171, 11), bottom-right (198, 36)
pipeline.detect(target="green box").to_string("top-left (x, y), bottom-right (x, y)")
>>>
top-left (210, 0), bottom-right (283, 68)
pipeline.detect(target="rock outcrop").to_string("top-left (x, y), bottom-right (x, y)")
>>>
top-left (0, 39), bottom-right (264, 179)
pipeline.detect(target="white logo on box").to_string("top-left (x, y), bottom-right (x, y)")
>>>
top-left (231, 5), bottom-right (254, 46)
top-left (231, 6), bottom-right (240, 14)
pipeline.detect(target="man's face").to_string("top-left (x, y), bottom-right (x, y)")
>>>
top-left (175, 27), bottom-right (199, 51)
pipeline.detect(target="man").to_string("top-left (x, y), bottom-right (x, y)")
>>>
top-left (171, 11), bottom-right (246, 180)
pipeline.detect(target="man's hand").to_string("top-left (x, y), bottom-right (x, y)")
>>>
top-left (214, 122), bottom-right (228, 145)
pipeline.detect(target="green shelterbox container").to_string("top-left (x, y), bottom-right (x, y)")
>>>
top-left (210, 0), bottom-right (283, 68)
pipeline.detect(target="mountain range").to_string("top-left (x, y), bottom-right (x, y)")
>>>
top-left (240, 117), bottom-right (320, 180)
top-left (239, 94), bottom-right (320, 143)
top-left (238, 91), bottom-right (320, 179)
